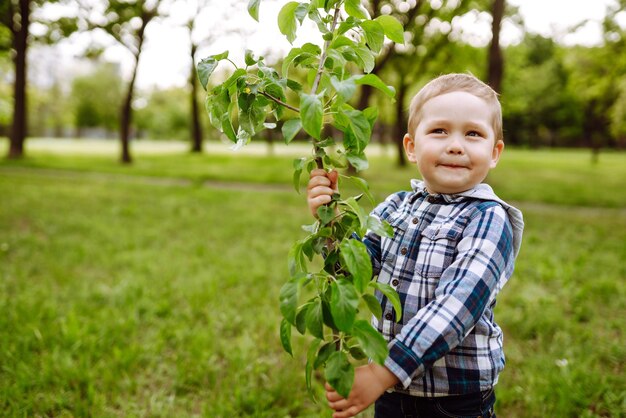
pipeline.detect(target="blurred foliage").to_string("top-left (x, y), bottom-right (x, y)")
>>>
top-left (0, 0), bottom-right (624, 152)
top-left (70, 62), bottom-right (123, 133)
top-left (135, 87), bottom-right (193, 141)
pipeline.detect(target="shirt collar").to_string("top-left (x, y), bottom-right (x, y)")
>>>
top-left (410, 179), bottom-right (490, 203)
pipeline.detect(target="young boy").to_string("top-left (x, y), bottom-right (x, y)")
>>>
top-left (307, 74), bottom-right (524, 418)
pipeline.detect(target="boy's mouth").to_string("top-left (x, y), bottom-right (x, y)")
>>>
top-left (438, 162), bottom-right (468, 169)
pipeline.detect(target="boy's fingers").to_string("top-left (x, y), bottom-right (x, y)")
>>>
top-left (308, 185), bottom-right (335, 198)
top-left (308, 195), bottom-right (332, 209)
top-left (307, 176), bottom-right (332, 190)
top-left (310, 168), bottom-right (327, 178)
top-left (328, 170), bottom-right (339, 187)
top-left (333, 406), bottom-right (360, 418)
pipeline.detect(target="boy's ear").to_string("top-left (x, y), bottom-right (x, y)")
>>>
top-left (490, 140), bottom-right (504, 168)
top-left (403, 134), bottom-right (418, 163)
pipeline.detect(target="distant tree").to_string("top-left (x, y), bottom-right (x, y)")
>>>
top-left (487, 0), bottom-right (504, 93)
top-left (70, 63), bottom-right (123, 137)
top-left (0, 0), bottom-right (77, 158)
top-left (84, 0), bottom-right (163, 163)
top-left (135, 87), bottom-right (189, 140)
top-left (503, 35), bottom-right (583, 147)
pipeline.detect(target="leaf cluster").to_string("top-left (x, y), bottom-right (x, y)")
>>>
top-left (197, 0), bottom-right (405, 399)
top-left (280, 183), bottom-right (402, 398)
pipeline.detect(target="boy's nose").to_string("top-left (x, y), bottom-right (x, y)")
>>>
top-left (446, 136), bottom-right (464, 154)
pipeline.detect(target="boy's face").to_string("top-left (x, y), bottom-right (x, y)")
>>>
top-left (403, 91), bottom-right (504, 195)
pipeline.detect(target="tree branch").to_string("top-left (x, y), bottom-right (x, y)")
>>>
top-left (259, 91), bottom-right (300, 113)
top-left (311, 6), bottom-right (341, 95)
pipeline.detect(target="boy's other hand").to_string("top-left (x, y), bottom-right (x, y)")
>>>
top-left (307, 169), bottom-right (338, 218)
top-left (325, 363), bottom-right (399, 418)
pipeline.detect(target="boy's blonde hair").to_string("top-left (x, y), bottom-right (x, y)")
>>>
top-left (407, 73), bottom-right (503, 143)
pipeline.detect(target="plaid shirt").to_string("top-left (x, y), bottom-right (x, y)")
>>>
top-left (364, 180), bottom-right (524, 397)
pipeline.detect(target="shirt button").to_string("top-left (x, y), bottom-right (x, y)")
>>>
top-left (427, 195), bottom-right (437, 203)
top-left (392, 279), bottom-right (399, 286)
top-left (412, 217), bottom-right (418, 224)
top-left (385, 312), bottom-right (393, 320)
top-left (400, 247), bottom-right (408, 255)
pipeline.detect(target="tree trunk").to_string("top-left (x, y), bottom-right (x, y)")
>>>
top-left (488, 0), bottom-right (505, 93)
top-left (119, 60), bottom-right (137, 164)
top-left (190, 43), bottom-right (203, 153)
top-left (394, 81), bottom-right (407, 167)
top-left (7, 0), bottom-right (29, 159)
top-left (119, 14), bottom-right (151, 164)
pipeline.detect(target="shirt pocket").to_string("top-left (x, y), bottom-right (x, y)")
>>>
top-left (415, 223), bottom-right (463, 278)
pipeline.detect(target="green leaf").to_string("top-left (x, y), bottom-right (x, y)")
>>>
top-left (279, 277), bottom-right (300, 324)
top-left (353, 46), bottom-right (376, 73)
top-left (330, 35), bottom-right (355, 49)
top-left (280, 318), bottom-right (293, 356)
top-left (330, 279), bottom-right (359, 332)
top-left (306, 339), bottom-right (322, 395)
top-left (295, 303), bottom-right (310, 334)
top-left (314, 342), bottom-right (336, 369)
top-left (363, 293), bottom-right (382, 319)
top-left (360, 20), bottom-right (384, 53)
top-left (355, 74), bottom-right (396, 99)
top-left (344, 0), bottom-right (369, 19)
top-left (338, 108), bottom-right (371, 153)
top-left (278, 1), bottom-right (300, 44)
top-left (245, 49), bottom-right (257, 66)
top-left (223, 68), bottom-right (247, 90)
top-left (317, 205), bottom-right (335, 226)
top-left (237, 93), bottom-right (266, 135)
top-left (219, 112), bottom-right (237, 142)
top-left (282, 47), bottom-right (302, 75)
top-left (248, 0), bottom-right (261, 21)
top-left (352, 319), bottom-right (388, 365)
top-left (363, 106), bottom-right (379, 129)
top-left (282, 119), bottom-right (302, 144)
top-left (366, 216), bottom-right (394, 238)
top-left (375, 15), bottom-right (405, 44)
top-left (295, 2), bottom-right (308, 23)
top-left (339, 239), bottom-right (372, 293)
top-left (292, 156), bottom-right (306, 193)
top-left (346, 151), bottom-right (369, 171)
top-left (300, 93), bottom-right (323, 139)
top-left (288, 241), bottom-right (307, 276)
top-left (348, 344), bottom-right (368, 360)
top-left (372, 282), bottom-right (402, 321)
top-left (197, 52), bottom-right (228, 90)
top-left (306, 299), bottom-right (325, 339)
top-left (325, 351), bottom-right (354, 399)
top-left (330, 76), bottom-right (357, 102)
top-left (347, 176), bottom-right (374, 204)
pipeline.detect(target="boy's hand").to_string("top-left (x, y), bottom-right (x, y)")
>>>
top-left (325, 363), bottom-right (399, 418)
top-left (307, 169), bottom-right (339, 218)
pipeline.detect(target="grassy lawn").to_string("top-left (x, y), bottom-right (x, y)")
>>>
top-left (1, 140), bottom-right (625, 417)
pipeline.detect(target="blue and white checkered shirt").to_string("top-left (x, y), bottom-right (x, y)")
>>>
top-left (364, 180), bottom-right (524, 397)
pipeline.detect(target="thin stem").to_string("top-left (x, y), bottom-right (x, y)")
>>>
top-left (311, 7), bottom-right (341, 95)
top-left (312, 6), bottom-right (342, 168)
top-left (259, 91), bottom-right (300, 113)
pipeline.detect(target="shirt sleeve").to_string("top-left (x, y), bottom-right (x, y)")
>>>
top-left (384, 203), bottom-right (515, 388)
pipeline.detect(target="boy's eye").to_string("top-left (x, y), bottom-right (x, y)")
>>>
top-left (467, 130), bottom-right (483, 137)
top-left (431, 128), bottom-right (446, 134)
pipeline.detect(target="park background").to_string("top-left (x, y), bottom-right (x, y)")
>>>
top-left (1, 0), bottom-right (625, 417)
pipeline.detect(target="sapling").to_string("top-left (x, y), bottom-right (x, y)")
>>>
top-left (197, 0), bottom-right (404, 399)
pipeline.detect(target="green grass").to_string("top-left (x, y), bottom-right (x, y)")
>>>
top-left (1, 140), bottom-right (625, 208)
top-left (1, 142), bottom-right (625, 417)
